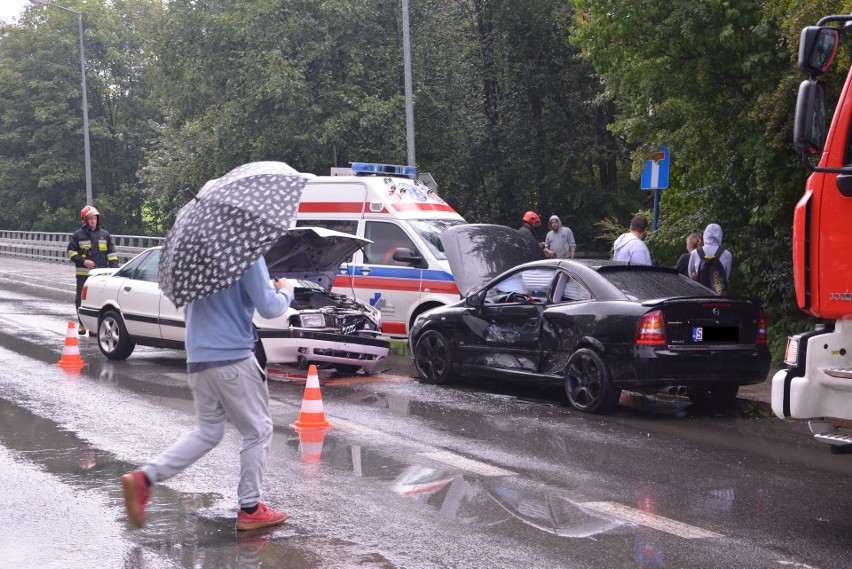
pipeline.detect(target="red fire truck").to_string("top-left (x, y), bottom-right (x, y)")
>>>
top-left (771, 17), bottom-right (852, 451)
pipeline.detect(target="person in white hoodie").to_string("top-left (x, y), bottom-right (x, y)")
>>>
top-left (687, 223), bottom-right (732, 280)
top-left (613, 215), bottom-right (652, 265)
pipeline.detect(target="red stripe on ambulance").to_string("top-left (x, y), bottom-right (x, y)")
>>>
top-left (299, 202), bottom-right (370, 214)
top-left (390, 203), bottom-right (458, 213)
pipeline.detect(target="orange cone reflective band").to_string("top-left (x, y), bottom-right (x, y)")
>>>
top-left (298, 427), bottom-right (330, 463)
top-left (291, 365), bottom-right (333, 430)
top-left (57, 321), bottom-right (87, 369)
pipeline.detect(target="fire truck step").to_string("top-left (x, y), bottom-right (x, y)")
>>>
top-left (825, 367), bottom-right (852, 379)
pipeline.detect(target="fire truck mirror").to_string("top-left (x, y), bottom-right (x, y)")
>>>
top-left (794, 79), bottom-right (827, 155)
top-left (798, 26), bottom-right (839, 76)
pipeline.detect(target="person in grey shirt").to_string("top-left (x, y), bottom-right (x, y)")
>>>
top-left (543, 215), bottom-right (576, 259)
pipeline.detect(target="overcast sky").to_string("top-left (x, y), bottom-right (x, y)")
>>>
top-left (1, 0), bottom-right (31, 24)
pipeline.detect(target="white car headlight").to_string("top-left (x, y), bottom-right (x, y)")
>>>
top-left (300, 313), bottom-right (326, 328)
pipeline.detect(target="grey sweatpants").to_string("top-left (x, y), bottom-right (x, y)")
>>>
top-left (141, 357), bottom-right (272, 509)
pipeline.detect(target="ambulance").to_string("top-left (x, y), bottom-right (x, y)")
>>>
top-left (294, 163), bottom-right (467, 336)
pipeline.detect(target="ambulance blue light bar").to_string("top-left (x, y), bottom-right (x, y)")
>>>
top-left (351, 162), bottom-right (416, 177)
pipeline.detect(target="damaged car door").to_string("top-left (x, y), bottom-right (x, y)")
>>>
top-left (458, 267), bottom-right (556, 374)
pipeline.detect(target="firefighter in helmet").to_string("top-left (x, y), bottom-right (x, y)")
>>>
top-left (518, 210), bottom-right (542, 241)
top-left (68, 206), bottom-right (119, 335)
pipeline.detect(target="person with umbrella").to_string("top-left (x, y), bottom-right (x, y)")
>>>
top-left (120, 162), bottom-right (307, 531)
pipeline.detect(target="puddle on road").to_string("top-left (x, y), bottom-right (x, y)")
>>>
top-left (0, 396), bottom-right (395, 569)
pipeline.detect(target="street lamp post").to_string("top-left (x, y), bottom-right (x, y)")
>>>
top-left (402, 0), bottom-right (415, 169)
top-left (31, 0), bottom-right (93, 206)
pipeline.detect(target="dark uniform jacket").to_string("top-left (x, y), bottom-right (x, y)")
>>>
top-left (67, 224), bottom-right (119, 276)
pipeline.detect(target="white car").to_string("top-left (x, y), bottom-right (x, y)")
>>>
top-left (78, 227), bottom-right (390, 373)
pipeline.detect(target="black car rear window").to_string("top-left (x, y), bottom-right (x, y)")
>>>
top-left (598, 268), bottom-right (715, 301)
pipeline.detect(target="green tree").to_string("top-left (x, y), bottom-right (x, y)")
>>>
top-left (0, 0), bottom-right (162, 234)
top-left (570, 0), bottom-right (843, 357)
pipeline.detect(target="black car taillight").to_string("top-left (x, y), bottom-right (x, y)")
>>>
top-left (757, 309), bottom-right (767, 345)
top-left (636, 309), bottom-right (667, 346)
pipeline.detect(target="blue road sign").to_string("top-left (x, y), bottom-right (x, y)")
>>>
top-left (640, 144), bottom-right (670, 190)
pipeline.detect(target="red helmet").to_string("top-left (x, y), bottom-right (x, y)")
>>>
top-left (80, 205), bottom-right (100, 222)
top-left (522, 211), bottom-right (541, 226)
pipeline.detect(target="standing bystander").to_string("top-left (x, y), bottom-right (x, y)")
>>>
top-left (688, 223), bottom-right (733, 294)
top-left (613, 215), bottom-right (652, 265)
top-left (543, 215), bottom-right (577, 259)
top-left (674, 232), bottom-right (702, 276)
top-left (67, 206), bottom-right (119, 335)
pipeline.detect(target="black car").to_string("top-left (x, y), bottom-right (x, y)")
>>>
top-left (409, 224), bottom-right (769, 413)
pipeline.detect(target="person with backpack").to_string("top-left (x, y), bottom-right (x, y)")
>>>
top-left (688, 223), bottom-right (733, 295)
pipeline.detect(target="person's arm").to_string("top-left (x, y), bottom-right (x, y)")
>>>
top-left (243, 258), bottom-right (294, 319)
top-left (67, 232), bottom-right (84, 267)
top-left (721, 249), bottom-right (733, 278)
top-left (635, 242), bottom-right (653, 266)
top-left (566, 229), bottom-right (576, 259)
top-left (105, 232), bottom-right (120, 268)
top-left (688, 250), bottom-right (699, 279)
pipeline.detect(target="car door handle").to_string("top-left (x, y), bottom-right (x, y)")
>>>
top-left (124, 286), bottom-right (132, 292)
top-left (359, 267), bottom-right (371, 276)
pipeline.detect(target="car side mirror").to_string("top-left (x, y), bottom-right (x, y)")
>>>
top-left (793, 79), bottom-right (827, 155)
top-left (465, 290), bottom-right (485, 308)
top-left (392, 247), bottom-right (426, 268)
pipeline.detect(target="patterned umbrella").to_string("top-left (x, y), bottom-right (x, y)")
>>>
top-left (159, 161), bottom-right (308, 308)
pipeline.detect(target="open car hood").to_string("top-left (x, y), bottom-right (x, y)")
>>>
top-left (264, 227), bottom-right (370, 292)
top-left (440, 224), bottom-right (546, 297)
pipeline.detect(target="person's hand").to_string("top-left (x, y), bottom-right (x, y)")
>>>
top-left (273, 277), bottom-right (295, 293)
top-left (83, 260), bottom-right (95, 269)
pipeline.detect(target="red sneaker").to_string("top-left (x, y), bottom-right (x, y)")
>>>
top-left (236, 502), bottom-right (288, 531)
top-left (121, 470), bottom-right (150, 528)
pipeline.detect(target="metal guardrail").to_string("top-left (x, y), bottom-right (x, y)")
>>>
top-left (0, 230), bottom-right (163, 264)
top-left (0, 229), bottom-right (609, 266)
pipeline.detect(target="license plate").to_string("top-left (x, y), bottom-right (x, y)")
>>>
top-left (692, 326), bottom-right (738, 342)
top-left (341, 323), bottom-right (357, 335)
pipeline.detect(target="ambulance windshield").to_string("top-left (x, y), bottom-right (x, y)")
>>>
top-left (408, 219), bottom-right (467, 260)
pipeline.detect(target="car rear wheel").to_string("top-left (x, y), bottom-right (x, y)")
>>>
top-left (98, 310), bottom-right (136, 360)
top-left (564, 348), bottom-right (621, 414)
top-left (687, 383), bottom-right (739, 407)
top-left (413, 330), bottom-right (455, 384)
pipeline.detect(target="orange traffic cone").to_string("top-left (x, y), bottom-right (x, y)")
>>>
top-left (57, 321), bottom-right (87, 369)
top-left (297, 427), bottom-right (330, 463)
top-left (291, 365), bottom-right (333, 430)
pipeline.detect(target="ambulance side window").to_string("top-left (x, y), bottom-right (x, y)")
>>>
top-left (364, 221), bottom-right (418, 265)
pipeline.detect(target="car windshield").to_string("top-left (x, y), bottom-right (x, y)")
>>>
top-left (599, 268), bottom-right (715, 301)
top-left (116, 248), bottom-right (157, 278)
top-left (407, 218), bottom-right (467, 260)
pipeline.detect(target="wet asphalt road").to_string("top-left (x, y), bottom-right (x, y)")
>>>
top-left (2, 268), bottom-right (852, 568)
